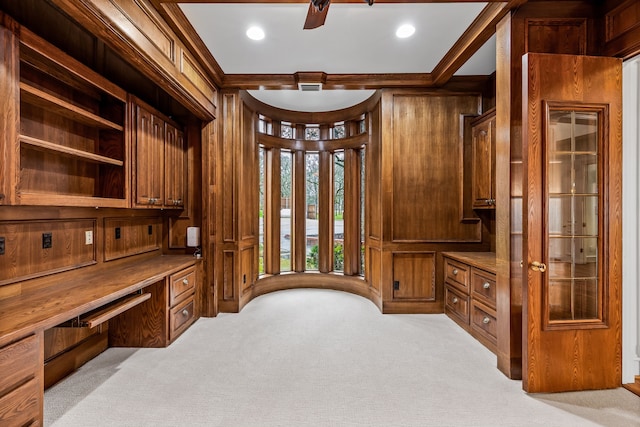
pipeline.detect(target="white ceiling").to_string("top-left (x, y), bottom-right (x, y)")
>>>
top-left (179, 2), bottom-right (496, 112)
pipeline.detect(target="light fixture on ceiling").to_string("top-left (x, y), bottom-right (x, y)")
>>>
top-left (396, 24), bottom-right (415, 39)
top-left (246, 26), bottom-right (265, 41)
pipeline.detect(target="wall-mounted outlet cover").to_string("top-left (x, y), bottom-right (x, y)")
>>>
top-left (85, 230), bottom-right (93, 245)
top-left (42, 233), bottom-right (52, 249)
top-left (148, 225), bottom-right (153, 235)
top-left (115, 227), bottom-right (121, 240)
top-left (0, 237), bottom-right (5, 255)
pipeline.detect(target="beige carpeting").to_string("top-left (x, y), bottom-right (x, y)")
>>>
top-left (45, 289), bottom-right (640, 427)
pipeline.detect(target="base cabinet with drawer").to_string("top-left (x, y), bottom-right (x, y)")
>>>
top-left (0, 334), bottom-right (43, 426)
top-left (109, 264), bottom-right (198, 347)
top-left (443, 252), bottom-right (497, 353)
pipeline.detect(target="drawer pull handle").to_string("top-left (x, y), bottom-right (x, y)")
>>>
top-left (482, 317), bottom-right (491, 324)
top-left (182, 278), bottom-right (189, 285)
top-left (452, 297), bottom-right (458, 304)
top-left (182, 309), bottom-right (189, 317)
top-left (483, 282), bottom-right (491, 289)
top-left (452, 268), bottom-right (458, 275)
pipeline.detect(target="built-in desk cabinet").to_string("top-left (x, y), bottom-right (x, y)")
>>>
top-left (0, 256), bottom-right (200, 425)
top-left (131, 96), bottom-right (186, 209)
top-left (443, 252), bottom-right (497, 353)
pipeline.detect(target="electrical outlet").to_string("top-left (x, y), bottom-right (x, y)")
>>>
top-left (0, 237), bottom-right (5, 255)
top-left (243, 274), bottom-right (246, 284)
top-left (42, 232), bottom-right (52, 249)
top-left (393, 280), bottom-right (400, 290)
top-left (148, 225), bottom-right (153, 235)
top-left (115, 227), bottom-right (121, 240)
top-left (85, 230), bottom-right (93, 245)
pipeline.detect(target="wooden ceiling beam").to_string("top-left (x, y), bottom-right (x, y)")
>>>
top-left (431, 0), bottom-right (526, 86)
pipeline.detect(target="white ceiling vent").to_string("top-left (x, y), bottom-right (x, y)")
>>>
top-left (298, 82), bottom-right (322, 92)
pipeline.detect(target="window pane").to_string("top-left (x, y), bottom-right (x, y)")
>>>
top-left (306, 153), bottom-right (319, 270)
top-left (305, 127), bottom-right (319, 141)
top-left (360, 148), bottom-right (366, 275)
top-left (334, 151), bottom-right (344, 272)
top-left (258, 147), bottom-right (265, 275)
top-left (280, 150), bottom-right (292, 271)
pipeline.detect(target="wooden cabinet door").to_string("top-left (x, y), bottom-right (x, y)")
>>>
top-left (471, 111), bottom-right (495, 208)
top-left (392, 252), bottom-right (435, 300)
top-left (164, 123), bottom-right (185, 208)
top-left (134, 104), bottom-right (164, 206)
top-left (523, 53), bottom-right (622, 393)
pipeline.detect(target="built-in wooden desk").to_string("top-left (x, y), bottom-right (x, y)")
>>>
top-left (0, 255), bottom-right (199, 426)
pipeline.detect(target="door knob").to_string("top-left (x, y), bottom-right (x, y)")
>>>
top-left (530, 261), bottom-right (547, 273)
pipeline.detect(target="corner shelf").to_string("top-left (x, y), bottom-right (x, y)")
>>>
top-left (20, 135), bottom-right (124, 167)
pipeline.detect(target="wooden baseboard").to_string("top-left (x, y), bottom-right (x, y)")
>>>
top-left (622, 376), bottom-right (640, 397)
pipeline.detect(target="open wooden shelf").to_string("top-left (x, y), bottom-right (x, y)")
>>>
top-left (20, 135), bottom-right (124, 167)
top-left (18, 192), bottom-right (128, 208)
top-left (20, 82), bottom-right (124, 131)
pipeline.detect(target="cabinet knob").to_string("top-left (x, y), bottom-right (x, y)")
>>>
top-left (483, 282), bottom-right (491, 290)
top-left (482, 317), bottom-right (491, 324)
top-left (182, 278), bottom-right (189, 285)
top-left (452, 297), bottom-right (458, 304)
top-left (452, 269), bottom-right (458, 275)
top-left (182, 309), bottom-right (189, 317)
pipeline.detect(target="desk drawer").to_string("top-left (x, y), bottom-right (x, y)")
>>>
top-left (471, 300), bottom-right (497, 345)
top-left (445, 285), bottom-right (469, 325)
top-left (0, 377), bottom-right (40, 426)
top-left (0, 334), bottom-right (39, 397)
top-left (471, 269), bottom-right (496, 308)
top-left (170, 267), bottom-right (196, 306)
top-left (444, 258), bottom-right (469, 292)
top-left (170, 297), bottom-right (195, 341)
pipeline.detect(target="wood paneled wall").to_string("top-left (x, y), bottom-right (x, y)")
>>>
top-left (376, 90), bottom-right (490, 314)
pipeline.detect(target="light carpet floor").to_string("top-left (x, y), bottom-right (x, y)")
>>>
top-left (45, 289), bottom-right (640, 427)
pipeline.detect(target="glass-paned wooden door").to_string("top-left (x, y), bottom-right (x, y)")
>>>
top-left (523, 53), bottom-right (621, 393)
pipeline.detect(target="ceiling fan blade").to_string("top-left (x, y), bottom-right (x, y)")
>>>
top-left (303, 1), bottom-right (329, 30)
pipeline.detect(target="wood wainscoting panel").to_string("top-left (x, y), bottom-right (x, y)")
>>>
top-left (240, 245), bottom-right (254, 295)
top-left (390, 94), bottom-right (481, 242)
top-left (604, 0), bottom-right (640, 58)
top-left (103, 216), bottom-right (161, 261)
top-left (391, 252), bottom-right (436, 301)
top-left (0, 219), bottom-right (96, 286)
top-left (368, 246), bottom-right (382, 295)
top-left (108, 0), bottom-right (174, 62)
top-left (525, 19), bottom-right (587, 55)
top-left (223, 250), bottom-right (235, 301)
top-left (240, 102), bottom-right (257, 241)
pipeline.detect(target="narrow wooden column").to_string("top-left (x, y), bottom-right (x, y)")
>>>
top-left (264, 148), bottom-right (281, 274)
top-left (292, 150), bottom-right (306, 272)
top-left (318, 150), bottom-right (334, 272)
top-left (343, 148), bottom-right (362, 275)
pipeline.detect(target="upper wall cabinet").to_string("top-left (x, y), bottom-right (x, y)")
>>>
top-left (131, 96), bottom-right (186, 209)
top-left (471, 108), bottom-right (496, 209)
top-left (1, 26), bottom-right (129, 208)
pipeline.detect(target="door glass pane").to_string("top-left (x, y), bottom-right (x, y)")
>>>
top-left (546, 110), bottom-right (599, 322)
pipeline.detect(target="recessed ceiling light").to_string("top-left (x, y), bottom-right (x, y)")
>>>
top-left (246, 26), bottom-right (265, 41)
top-left (396, 24), bottom-right (415, 39)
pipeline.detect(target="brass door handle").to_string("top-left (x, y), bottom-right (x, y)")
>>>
top-left (530, 261), bottom-right (547, 273)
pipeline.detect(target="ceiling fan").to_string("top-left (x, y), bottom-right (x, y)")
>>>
top-left (304, 0), bottom-right (375, 30)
